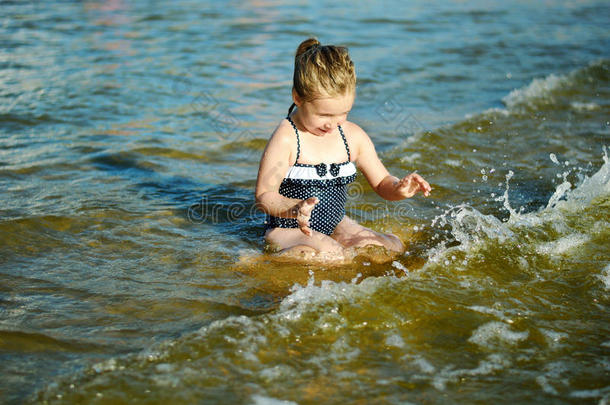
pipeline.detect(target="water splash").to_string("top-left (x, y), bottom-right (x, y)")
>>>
top-left (426, 148), bottom-right (609, 272)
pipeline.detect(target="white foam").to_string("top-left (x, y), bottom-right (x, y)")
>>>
top-left (432, 354), bottom-right (511, 390)
top-left (391, 260), bottom-right (408, 274)
top-left (400, 152), bottom-right (421, 164)
top-left (536, 233), bottom-right (591, 256)
top-left (539, 328), bottom-right (568, 349)
top-left (571, 101), bottom-right (600, 111)
top-left (155, 363), bottom-right (174, 373)
top-left (251, 394), bottom-right (298, 405)
top-left (502, 73), bottom-right (567, 110)
top-left (92, 358), bottom-right (120, 374)
top-left (600, 263), bottom-right (610, 290)
top-left (482, 107), bottom-right (510, 117)
top-left (561, 148), bottom-right (610, 207)
top-left (330, 336), bottom-right (361, 361)
top-left (411, 356), bottom-right (436, 374)
top-left (535, 375), bottom-right (559, 395)
top-left (385, 333), bottom-right (406, 348)
top-left (534, 362), bottom-right (569, 395)
top-left (468, 321), bottom-right (529, 348)
top-left (258, 365), bottom-right (297, 384)
top-left (278, 272), bottom-right (383, 318)
top-left (466, 353), bottom-right (511, 376)
top-left (152, 373), bottom-right (180, 388)
top-left (467, 305), bottom-right (513, 323)
top-left (570, 388), bottom-right (609, 400)
top-left (431, 204), bottom-right (515, 249)
top-left (444, 159), bottom-right (463, 167)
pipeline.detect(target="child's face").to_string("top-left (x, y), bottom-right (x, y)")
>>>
top-left (295, 92), bottom-right (355, 136)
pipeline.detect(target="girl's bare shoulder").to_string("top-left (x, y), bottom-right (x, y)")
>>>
top-left (262, 118), bottom-right (298, 165)
top-left (341, 120), bottom-right (373, 153)
top-left (269, 118), bottom-right (297, 146)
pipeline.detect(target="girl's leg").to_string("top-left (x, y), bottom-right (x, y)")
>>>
top-left (331, 216), bottom-right (405, 253)
top-left (264, 227), bottom-right (348, 262)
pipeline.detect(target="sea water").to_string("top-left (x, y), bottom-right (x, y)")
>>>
top-left (1, 0), bottom-right (609, 404)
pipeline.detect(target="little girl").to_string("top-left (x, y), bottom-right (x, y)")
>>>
top-left (255, 38), bottom-right (431, 262)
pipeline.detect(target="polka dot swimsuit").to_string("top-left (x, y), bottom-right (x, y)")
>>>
top-left (266, 115), bottom-right (357, 236)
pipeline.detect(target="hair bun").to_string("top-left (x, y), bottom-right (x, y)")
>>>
top-left (292, 37), bottom-right (355, 101)
top-left (295, 37), bottom-right (320, 58)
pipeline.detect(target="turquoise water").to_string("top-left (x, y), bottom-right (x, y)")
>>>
top-left (1, 1), bottom-right (609, 403)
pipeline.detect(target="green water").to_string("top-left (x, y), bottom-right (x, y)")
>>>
top-left (1, 1), bottom-right (609, 403)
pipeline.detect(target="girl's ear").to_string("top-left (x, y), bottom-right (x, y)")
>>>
top-left (292, 89), bottom-right (302, 107)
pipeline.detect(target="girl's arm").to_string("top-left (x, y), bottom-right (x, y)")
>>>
top-left (348, 122), bottom-right (431, 201)
top-left (375, 172), bottom-right (431, 200)
top-left (255, 122), bottom-right (318, 236)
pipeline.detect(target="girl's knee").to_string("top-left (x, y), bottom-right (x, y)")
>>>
top-left (344, 233), bottom-right (404, 252)
top-left (386, 233), bottom-right (405, 252)
top-left (280, 243), bottom-right (348, 263)
top-left (280, 245), bottom-right (318, 259)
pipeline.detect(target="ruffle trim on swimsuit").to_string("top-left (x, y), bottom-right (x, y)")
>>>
top-left (281, 173), bottom-right (356, 187)
top-left (285, 161), bottom-right (356, 181)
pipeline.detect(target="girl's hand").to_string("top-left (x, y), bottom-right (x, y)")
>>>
top-left (295, 197), bottom-right (319, 236)
top-left (395, 173), bottom-right (431, 198)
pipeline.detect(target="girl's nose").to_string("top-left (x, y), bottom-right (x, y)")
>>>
top-left (324, 122), bottom-right (332, 129)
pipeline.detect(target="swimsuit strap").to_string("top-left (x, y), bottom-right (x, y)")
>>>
top-left (288, 102), bottom-right (296, 116)
top-left (286, 115), bottom-right (301, 164)
top-left (338, 125), bottom-right (351, 162)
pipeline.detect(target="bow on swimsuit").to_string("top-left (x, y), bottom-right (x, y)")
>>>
top-left (266, 113), bottom-right (357, 236)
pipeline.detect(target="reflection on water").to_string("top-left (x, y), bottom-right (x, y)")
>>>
top-left (1, 0), bottom-right (609, 403)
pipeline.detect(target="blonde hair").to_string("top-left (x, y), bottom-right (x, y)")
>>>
top-left (293, 38), bottom-right (356, 102)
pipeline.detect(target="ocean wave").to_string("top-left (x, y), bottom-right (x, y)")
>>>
top-left (502, 73), bottom-right (569, 111)
top-left (32, 67), bottom-right (610, 405)
top-left (501, 59), bottom-right (609, 113)
top-left (32, 138), bottom-right (610, 405)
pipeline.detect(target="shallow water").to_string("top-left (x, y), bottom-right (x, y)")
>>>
top-left (1, 0), bottom-right (609, 404)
